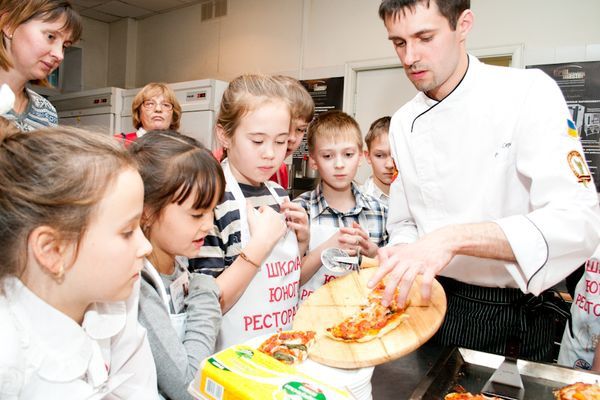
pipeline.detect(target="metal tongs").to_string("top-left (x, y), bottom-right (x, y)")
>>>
top-left (481, 336), bottom-right (525, 400)
top-left (320, 247), bottom-right (378, 272)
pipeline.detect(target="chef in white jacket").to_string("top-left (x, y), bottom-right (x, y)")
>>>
top-left (370, 0), bottom-right (600, 361)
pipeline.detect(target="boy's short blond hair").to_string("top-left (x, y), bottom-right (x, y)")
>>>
top-left (307, 110), bottom-right (362, 153)
top-left (364, 116), bottom-right (391, 150)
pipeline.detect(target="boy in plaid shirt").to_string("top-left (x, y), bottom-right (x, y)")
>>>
top-left (294, 111), bottom-right (388, 301)
top-left (362, 116), bottom-right (394, 207)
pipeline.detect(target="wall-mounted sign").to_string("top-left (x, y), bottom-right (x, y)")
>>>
top-left (529, 61), bottom-right (600, 192)
top-left (293, 77), bottom-right (344, 159)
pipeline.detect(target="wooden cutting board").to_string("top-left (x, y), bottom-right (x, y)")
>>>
top-left (292, 268), bottom-right (446, 369)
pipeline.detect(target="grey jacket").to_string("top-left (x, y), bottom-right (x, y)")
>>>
top-left (139, 261), bottom-right (221, 400)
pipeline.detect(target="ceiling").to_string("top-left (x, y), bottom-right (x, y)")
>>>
top-left (70, 0), bottom-right (206, 23)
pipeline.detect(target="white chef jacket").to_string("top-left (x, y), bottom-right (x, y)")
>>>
top-left (0, 277), bottom-right (159, 400)
top-left (387, 54), bottom-right (600, 295)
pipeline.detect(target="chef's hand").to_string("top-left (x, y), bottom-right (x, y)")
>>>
top-left (280, 200), bottom-right (309, 255)
top-left (368, 228), bottom-right (454, 307)
top-left (339, 222), bottom-right (378, 258)
top-left (247, 204), bottom-right (287, 252)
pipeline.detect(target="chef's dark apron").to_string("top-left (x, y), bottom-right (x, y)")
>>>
top-left (432, 277), bottom-right (570, 362)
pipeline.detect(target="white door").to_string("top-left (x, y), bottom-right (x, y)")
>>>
top-left (179, 110), bottom-right (215, 149)
top-left (58, 114), bottom-right (114, 135)
top-left (353, 66), bottom-right (417, 184)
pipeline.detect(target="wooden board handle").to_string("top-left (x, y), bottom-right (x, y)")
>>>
top-left (360, 256), bottom-right (378, 269)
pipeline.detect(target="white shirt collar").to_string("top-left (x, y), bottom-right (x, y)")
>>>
top-left (363, 176), bottom-right (389, 201)
top-left (4, 278), bottom-right (127, 382)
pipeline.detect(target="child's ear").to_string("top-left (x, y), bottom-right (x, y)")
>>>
top-left (28, 226), bottom-right (71, 281)
top-left (215, 124), bottom-right (231, 149)
top-left (141, 207), bottom-right (154, 236)
top-left (363, 150), bottom-right (372, 165)
top-left (308, 154), bottom-right (318, 170)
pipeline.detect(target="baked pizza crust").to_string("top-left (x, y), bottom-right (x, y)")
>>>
top-left (444, 393), bottom-right (501, 400)
top-left (324, 282), bottom-right (410, 343)
top-left (257, 330), bottom-right (316, 365)
top-left (324, 310), bottom-right (409, 343)
top-left (554, 382), bottom-right (600, 400)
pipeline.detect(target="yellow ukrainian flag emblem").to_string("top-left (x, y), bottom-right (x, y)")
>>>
top-left (567, 119), bottom-right (578, 138)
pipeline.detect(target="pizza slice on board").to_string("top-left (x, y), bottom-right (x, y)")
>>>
top-left (257, 330), bottom-right (316, 365)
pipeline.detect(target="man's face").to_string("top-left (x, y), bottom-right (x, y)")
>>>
top-left (384, 1), bottom-right (471, 100)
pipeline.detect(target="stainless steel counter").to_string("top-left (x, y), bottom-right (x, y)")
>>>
top-left (371, 341), bottom-right (600, 400)
top-left (371, 340), bottom-right (445, 399)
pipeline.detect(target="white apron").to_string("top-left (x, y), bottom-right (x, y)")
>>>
top-left (142, 258), bottom-right (187, 341)
top-left (558, 253), bottom-right (600, 370)
top-left (300, 212), bottom-right (369, 302)
top-left (217, 160), bottom-right (301, 350)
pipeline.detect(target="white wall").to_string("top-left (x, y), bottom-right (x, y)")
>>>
top-left (108, 18), bottom-right (137, 88)
top-left (77, 0), bottom-right (600, 88)
top-left (135, 0), bottom-right (304, 84)
top-left (302, 0), bottom-right (393, 77)
top-left (469, 0), bottom-right (600, 65)
top-left (79, 17), bottom-right (109, 89)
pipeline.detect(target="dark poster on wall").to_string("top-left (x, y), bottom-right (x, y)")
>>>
top-left (528, 61), bottom-right (600, 192)
top-left (293, 77), bottom-right (344, 159)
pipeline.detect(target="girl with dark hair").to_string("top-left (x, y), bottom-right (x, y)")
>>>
top-left (130, 130), bottom-right (225, 400)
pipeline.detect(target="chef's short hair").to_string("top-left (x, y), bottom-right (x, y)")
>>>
top-left (132, 82), bottom-right (182, 131)
top-left (307, 110), bottom-right (363, 154)
top-left (378, 0), bottom-right (470, 30)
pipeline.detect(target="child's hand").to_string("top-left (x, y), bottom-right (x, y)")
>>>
top-left (280, 200), bottom-right (309, 248)
top-left (247, 204), bottom-right (287, 250)
top-left (339, 222), bottom-right (378, 258)
top-left (322, 230), bottom-right (359, 256)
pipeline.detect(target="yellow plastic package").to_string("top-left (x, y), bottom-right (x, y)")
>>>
top-left (188, 345), bottom-right (353, 400)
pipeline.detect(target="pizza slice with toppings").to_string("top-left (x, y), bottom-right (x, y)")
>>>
top-left (257, 330), bottom-right (316, 365)
top-left (444, 393), bottom-right (502, 399)
top-left (368, 281), bottom-right (402, 310)
top-left (325, 281), bottom-right (409, 342)
top-left (554, 382), bottom-right (600, 400)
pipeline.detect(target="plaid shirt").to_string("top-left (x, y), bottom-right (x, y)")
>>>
top-left (294, 182), bottom-right (388, 247)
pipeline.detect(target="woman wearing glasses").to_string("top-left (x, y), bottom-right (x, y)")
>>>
top-left (117, 82), bottom-right (182, 146)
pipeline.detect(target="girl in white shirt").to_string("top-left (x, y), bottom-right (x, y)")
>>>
top-left (0, 125), bottom-right (158, 399)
